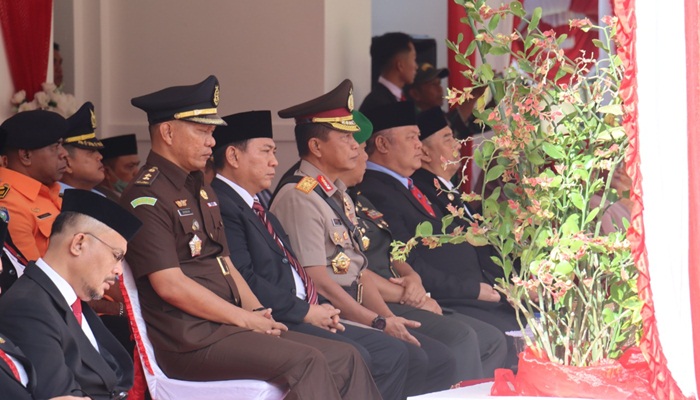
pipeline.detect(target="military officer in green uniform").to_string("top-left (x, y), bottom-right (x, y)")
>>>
top-left (120, 75), bottom-right (378, 400)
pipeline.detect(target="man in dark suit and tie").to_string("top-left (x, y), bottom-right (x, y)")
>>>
top-left (0, 189), bottom-right (142, 400)
top-left (211, 110), bottom-right (395, 400)
top-left (357, 102), bottom-right (520, 365)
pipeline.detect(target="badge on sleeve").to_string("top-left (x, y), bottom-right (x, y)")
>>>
top-left (189, 234), bottom-right (202, 257)
top-left (0, 184), bottom-right (10, 199)
top-left (295, 177), bottom-right (318, 194)
top-left (131, 197), bottom-right (158, 208)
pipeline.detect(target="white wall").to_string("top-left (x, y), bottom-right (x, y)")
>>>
top-left (372, 0), bottom-right (448, 69)
top-left (49, 0), bottom-right (372, 180)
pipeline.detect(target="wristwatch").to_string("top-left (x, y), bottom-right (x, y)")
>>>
top-left (370, 315), bottom-right (386, 331)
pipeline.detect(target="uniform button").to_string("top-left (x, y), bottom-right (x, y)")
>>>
top-left (209, 233), bottom-right (214, 239)
top-left (282, 258), bottom-right (289, 264)
top-left (290, 288), bottom-right (295, 294)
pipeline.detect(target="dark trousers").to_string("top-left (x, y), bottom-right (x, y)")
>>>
top-left (440, 301), bottom-right (521, 369)
top-left (389, 303), bottom-right (508, 379)
top-left (291, 322), bottom-right (408, 400)
top-left (156, 329), bottom-right (381, 400)
top-left (403, 330), bottom-right (458, 397)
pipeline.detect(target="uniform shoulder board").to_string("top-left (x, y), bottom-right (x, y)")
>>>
top-left (135, 166), bottom-right (160, 186)
top-left (295, 176), bottom-right (318, 194)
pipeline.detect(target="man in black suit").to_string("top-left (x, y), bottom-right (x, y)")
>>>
top-left (411, 107), bottom-right (509, 287)
top-left (210, 110), bottom-right (390, 399)
top-left (0, 189), bottom-right (142, 400)
top-left (360, 32), bottom-right (417, 113)
top-left (1, 218), bottom-right (88, 400)
top-left (357, 102), bottom-right (520, 356)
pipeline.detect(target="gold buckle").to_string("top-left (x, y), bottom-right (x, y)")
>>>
top-left (216, 256), bottom-right (230, 276)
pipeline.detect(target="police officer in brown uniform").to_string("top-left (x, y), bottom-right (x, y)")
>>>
top-left (271, 79), bottom-right (458, 398)
top-left (121, 75), bottom-right (377, 400)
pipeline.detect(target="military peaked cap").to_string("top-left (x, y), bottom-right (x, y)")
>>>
top-left (131, 75), bottom-right (226, 126)
top-left (65, 102), bottom-right (104, 150)
top-left (278, 79), bottom-right (359, 133)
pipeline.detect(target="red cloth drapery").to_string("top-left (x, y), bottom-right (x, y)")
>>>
top-left (685, 0), bottom-right (700, 396)
top-left (447, 1), bottom-right (475, 193)
top-left (0, 0), bottom-right (53, 100)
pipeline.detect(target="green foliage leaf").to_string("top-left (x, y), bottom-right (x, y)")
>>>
top-left (489, 46), bottom-right (510, 56)
top-left (526, 150), bottom-right (546, 166)
top-left (457, 32), bottom-right (464, 45)
top-left (518, 58), bottom-right (534, 74)
top-left (465, 40), bottom-right (477, 57)
top-left (493, 81), bottom-right (506, 104)
top-left (528, 7), bottom-right (542, 32)
top-left (489, 13), bottom-right (501, 31)
top-left (481, 141), bottom-right (495, 159)
top-left (554, 68), bottom-right (567, 82)
top-left (598, 104), bottom-right (623, 116)
top-left (592, 39), bottom-right (608, 52)
top-left (584, 207), bottom-right (600, 224)
top-left (542, 142), bottom-right (566, 160)
top-left (554, 261), bottom-right (573, 276)
top-left (446, 39), bottom-right (459, 54)
top-left (569, 192), bottom-right (585, 211)
top-left (415, 221), bottom-right (434, 237)
top-left (441, 215), bottom-right (455, 234)
top-left (484, 165), bottom-right (506, 183)
top-left (473, 148), bottom-right (485, 169)
top-left (561, 214), bottom-right (580, 237)
top-left (510, 1), bottom-right (526, 17)
top-left (556, 34), bottom-right (568, 45)
top-left (465, 232), bottom-right (490, 246)
top-left (477, 63), bottom-right (495, 82)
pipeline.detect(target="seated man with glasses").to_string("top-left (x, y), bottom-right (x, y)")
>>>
top-left (0, 189), bottom-right (142, 400)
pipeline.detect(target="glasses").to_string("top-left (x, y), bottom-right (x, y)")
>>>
top-left (78, 232), bottom-right (125, 262)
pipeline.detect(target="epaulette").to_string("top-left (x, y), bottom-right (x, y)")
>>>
top-left (135, 166), bottom-right (159, 186)
top-left (295, 176), bottom-right (318, 194)
top-left (0, 183), bottom-right (10, 199)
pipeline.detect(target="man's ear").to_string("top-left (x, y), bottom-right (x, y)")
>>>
top-left (18, 149), bottom-right (32, 167)
top-left (308, 138), bottom-right (323, 158)
top-left (69, 232), bottom-right (84, 257)
top-left (159, 122), bottom-right (175, 145)
top-left (374, 134), bottom-right (391, 154)
top-left (225, 146), bottom-right (239, 168)
top-left (420, 144), bottom-right (432, 163)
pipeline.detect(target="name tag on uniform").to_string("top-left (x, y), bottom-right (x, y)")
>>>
top-left (37, 213), bottom-right (52, 220)
top-left (207, 201), bottom-right (218, 208)
top-left (332, 218), bottom-right (342, 226)
top-left (177, 208), bottom-right (193, 217)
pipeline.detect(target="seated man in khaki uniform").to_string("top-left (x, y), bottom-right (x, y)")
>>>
top-left (271, 79), bottom-right (458, 398)
top-left (121, 75), bottom-right (378, 400)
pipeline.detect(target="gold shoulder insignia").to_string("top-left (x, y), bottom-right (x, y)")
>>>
top-left (135, 166), bottom-right (159, 186)
top-left (295, 176), bottom-right (318, 194)
top-left (0, 183), bottom-right (10, 199)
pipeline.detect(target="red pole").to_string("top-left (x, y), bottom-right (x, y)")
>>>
top-left (447, 1), bottom-right (476, 193)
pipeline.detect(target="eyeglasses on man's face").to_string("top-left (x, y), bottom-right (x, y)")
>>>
top-left (77, 232), bottom-right (125, 263)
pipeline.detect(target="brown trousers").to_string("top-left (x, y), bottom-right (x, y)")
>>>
top-left (156, 329), bottom-right (381, 400)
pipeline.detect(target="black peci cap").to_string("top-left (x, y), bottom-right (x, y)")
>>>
top-left (131, 75), bottom-right (226, 126)
top-left (1, 110), bottom-right (68, 150)
top-left (213, 111), bottom-right (273, 154)
top-left (61, 189), bottom-right (142, 241)
top-left (65, 102), bottom-right (104, 150)
top-left (278, 79), bottom-right (359, 133)
top-left (363, 101), bottom-right (417, 133)
top-left (100, 134), bottom-right (138, 160)
top-left (416, 106), bottom-right (449, 140)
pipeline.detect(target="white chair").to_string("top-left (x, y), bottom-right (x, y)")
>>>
top-left (120, 263), bottom-right (287, 400)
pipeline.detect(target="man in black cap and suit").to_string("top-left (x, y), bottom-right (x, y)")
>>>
top-left (0, 189), bottom-right (142, 400)
top-left (121, 75), bottom-right (378, 399)
top-left (211, 110), bottom-right (403, 400)
top-left (272, 79), bottom-right (459, 398)
top-left (60, 102), bottom-right (107, 196)
top-left (357, 102), bottom-right (520, 364)
top-left (97, 134), bottom-right (140, 200)
top-left (360, 32), bottom-right (418, 113)
top-left (0, 110), bottom-right (68, 263)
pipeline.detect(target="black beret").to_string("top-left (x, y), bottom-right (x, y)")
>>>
top-left (0, 127), bottom-right (7, 154)
top-left (65, 102), bottom-right (104, 150)
top-left (62, 189), bottom-right (142, 241)
top-left (100, 134), bottom-right (138, 160)
top-left (1, 110), bottom-right (68, 150)
top-left (213, 111), bottom-right (273, 153)
top-left (131, 75), bottom-right (226, 126)
top-left (278, 79), bottom-right (359, 133)
top-left (416, 106), bottom-right (449, 140)
top-left (413, 63), bottom-right (449, 86)
top-left (363, 101), bottom-right (417, 133)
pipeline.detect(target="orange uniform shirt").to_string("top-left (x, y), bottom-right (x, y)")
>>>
top-left (0, 168), bottom-right (62, 262)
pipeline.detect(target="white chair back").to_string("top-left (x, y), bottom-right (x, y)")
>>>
top-left (120, 262), bottom-right (286, 400)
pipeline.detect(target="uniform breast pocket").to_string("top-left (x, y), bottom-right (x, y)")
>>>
top-left (328, 226), bottom-right (353, 250)
top-left (37, 213), bottom-right (55, 239)
top-left (178, 214), bottom-right (203, 258)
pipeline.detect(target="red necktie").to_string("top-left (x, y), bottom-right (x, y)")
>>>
top-left (408, 179), bottom-right (436, 217)
top-left (71, 299), bottom-right (82, 326)
top-left (252, 200), bottom-right (318, 305)
top-left (0, 348), bottom-right (21, 381)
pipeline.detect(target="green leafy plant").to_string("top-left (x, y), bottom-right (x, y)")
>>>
top-left (392, 0), bottom-right (641, 367)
